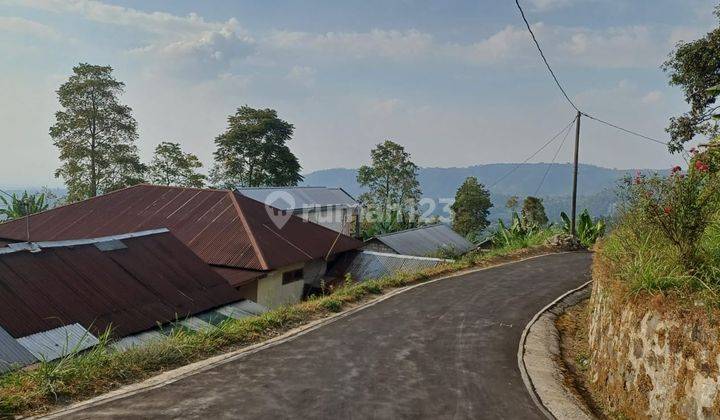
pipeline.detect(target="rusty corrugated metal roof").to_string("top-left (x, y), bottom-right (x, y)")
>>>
top-left (0, 185), bottom-right (362, 271)
top-left (0, 231), bottom-right (242, 339)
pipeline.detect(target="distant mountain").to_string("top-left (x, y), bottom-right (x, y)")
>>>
top-left (303, 163), bottom-right (664, 222)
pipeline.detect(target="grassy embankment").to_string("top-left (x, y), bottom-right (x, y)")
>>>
top-left (0, 229), bottom-right (557, 417)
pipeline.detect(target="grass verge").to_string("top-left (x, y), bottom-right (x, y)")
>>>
top-left (0, 236), bottom-right (558, 417)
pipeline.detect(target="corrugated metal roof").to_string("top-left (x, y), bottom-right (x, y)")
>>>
top-left (17, 324), bottom-right (99, 362)
top-left (111, 330), bottom-right (165, 352)
top-left (369, 224), bottom-right (474, 257)
top-left (0, 185), bottom-right (362, 271)
top-left (211, 266), bottom-right (265, 288)
top-left (0, 231), bottom-right (242, 339)
top-left (0, 326), bottom-right (36, 373)
top-left (237, 186), bottom-right (359, 211)
top-left (110, 300), bottom-right (268, 351)
top-left (215, 300), bottom-right (268, 319)
top-left (339, 251), bottom-right (447, 282)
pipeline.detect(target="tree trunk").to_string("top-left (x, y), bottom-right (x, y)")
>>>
top-left (90, 136), bottom-right (97, 197)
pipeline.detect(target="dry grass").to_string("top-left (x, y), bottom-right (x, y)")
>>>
top-left (0, 242), bottom-right (559, 418)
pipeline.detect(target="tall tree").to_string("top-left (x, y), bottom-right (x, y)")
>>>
top-left (50, 63), bottom-right (145, 202)
top-left (521, 196), bottom-right (549, 226)
top-left (663, 6), bottom-right (720, 152)
top-left (451, 177), bottom-right (493, 236)
top-left (210, 106), bottom-right (303, 188)
top-left (148, 142), bottom-right (206, 188)
top-left (357, 140), bottom-right (421, 223)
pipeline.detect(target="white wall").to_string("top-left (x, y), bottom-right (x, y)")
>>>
top-left (256, 263), bottom-right (306, 309)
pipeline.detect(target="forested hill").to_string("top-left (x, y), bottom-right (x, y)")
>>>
top-left (303, 163), bottom-right (666, 221)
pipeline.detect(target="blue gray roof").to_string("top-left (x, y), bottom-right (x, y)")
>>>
top-left (371, 224), bottom-right (474, 257)
top-left (0, 326), bottom-right (36, 373)
top-left (237, 186), bottom-right (359, 212)
top-left (343, 251), bottom-right (448, 282)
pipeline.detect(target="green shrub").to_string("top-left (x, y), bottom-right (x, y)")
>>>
top-left (601, 146), bottom-right (720, 292)
top-left (560, 209), bottom-right (606, 247)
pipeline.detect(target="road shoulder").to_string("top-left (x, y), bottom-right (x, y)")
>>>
top-left (519, 280), bottom-right (596, 419)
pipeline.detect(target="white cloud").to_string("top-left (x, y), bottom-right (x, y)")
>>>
top-left (0, 16), bottom-right (58, 39)
top-left (526, 0), bottom-right (575, 12)
top-left (264, 23), bottom-right (668, 69)
top-left (641, 90), bottom-right (664, 104)
top-left (285, 65), bottom-right (316, 87)
top-left (266, 29), bottom-right (434, 60)
top-left (15, 0), bottom-right (254, 65)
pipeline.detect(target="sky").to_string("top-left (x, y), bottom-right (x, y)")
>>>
top-left (0, 0), bottom-right (716, 187)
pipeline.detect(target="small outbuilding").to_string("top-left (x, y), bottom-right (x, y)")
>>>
top-left (237, 186), bottom-right (361, 236)
top-left (363, 224), bottom-right (474, 257)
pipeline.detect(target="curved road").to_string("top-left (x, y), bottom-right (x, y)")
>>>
top-left (60, 252), bottom-right (592, 419)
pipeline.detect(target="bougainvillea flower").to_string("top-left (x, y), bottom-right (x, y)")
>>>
top-left (671, 165), bottom-right (682, 174)
top-left (695, 160), bottom-right (709, 172)
top-left (664, 206), bottom-right (672, 215)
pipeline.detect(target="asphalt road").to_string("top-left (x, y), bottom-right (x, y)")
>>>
top-left (60, 252), bottom-right (592, 420)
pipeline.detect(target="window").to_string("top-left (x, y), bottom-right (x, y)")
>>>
top-left (282, 268), bottom-right (304, 285)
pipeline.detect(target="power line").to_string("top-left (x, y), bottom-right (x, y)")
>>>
top-left (514, 0), bottom-right (671, 147)
top-left (489, 117), bottom-right (576, 189)
top-left (580, 112), bottom-right (669, 146)
top-left (514, 0), bottom-right (580, 113)
top-left (534, 118), bottom-right (573, 195)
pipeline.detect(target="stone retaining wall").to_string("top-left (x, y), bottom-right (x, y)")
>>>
top-left (588, 261), bottom-right (720, 419)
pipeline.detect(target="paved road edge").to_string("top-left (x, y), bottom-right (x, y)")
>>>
top-left (518, 279), bottom-right (595, 420)
top-left (38, 251), bottom-right (573, 419)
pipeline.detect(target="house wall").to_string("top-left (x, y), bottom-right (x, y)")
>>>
top-left (255, 260), bottom-right (326, 308)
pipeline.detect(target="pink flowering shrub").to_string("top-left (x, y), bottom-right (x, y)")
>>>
top-left (616, 147), bottom-right (720, 273)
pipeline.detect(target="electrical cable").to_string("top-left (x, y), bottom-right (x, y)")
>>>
top-left (514, 0), bottom-right (672, 147)
top-left (514, 0), bottom-right (580, 113)
top-left (489, 117), bottom-right (576, 189)
top-left (534, 118), bottom-right (573, 196)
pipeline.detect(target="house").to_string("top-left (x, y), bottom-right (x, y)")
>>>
top-left (0, 229), bottom-right (251, 370)
top-left (237, 186), bottom-right (361, 237)
top-left (363, 224), bottom-right (474, 257)
top-left (0, 185), bottom-right (363, 309)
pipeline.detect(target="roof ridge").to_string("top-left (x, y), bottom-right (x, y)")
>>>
top-left (0, 183), bottom-right (147, 234)
top-left (375, 223), bottom-right (445, 238)
top-left (228, 191), bottom-right (270, 270)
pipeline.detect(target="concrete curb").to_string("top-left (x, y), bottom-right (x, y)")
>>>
top-left (37, 251), bottom-right (573, 419)
top-left (518, 280), bottom-right (594, 420)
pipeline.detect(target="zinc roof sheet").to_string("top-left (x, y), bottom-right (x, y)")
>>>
top-left (0, 231), bottom-right (242, 339)
top-left (0, 326), bottom-right (36, 373)
top-left (371, 224), bottom-right (474, 257)
top-left (16, 323), bottom-right (99, 362)
top-left (0, 185), bottom-right (362, 271)
top-left (237, 186), bottom-right (359, 211)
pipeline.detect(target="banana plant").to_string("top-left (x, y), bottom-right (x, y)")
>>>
top-left (492, 211), bottom-right (541, 247)
top-left (0, 191), bottom-right (49, 221)
top-left (560, 209), bottom-right (606, 247)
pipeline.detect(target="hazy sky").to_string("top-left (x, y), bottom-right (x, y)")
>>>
top-left (0, 0), bottom-right (715, 187)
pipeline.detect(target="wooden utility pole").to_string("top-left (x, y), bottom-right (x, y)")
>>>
top-left (571, 111), bottom-right (581, 236)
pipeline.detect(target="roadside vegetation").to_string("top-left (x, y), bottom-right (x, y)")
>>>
top-left (598, 143), bottom-right (720, 295)
top-left (0, 238), bottom-right (563, 417)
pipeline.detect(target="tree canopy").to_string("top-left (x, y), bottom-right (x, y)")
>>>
top-left (210, 106), bottom-right (303, 188)
top-left (451, 177), bottom-right (493, 236)
top-left (357, 140), bottom-right (421, 226)
top-left (663, 6), bottom-right (720, 152)
top-left (50, 63), bottom-right (145, 202)
top-left (148, 142), bottom-right (206, 188)
top-left (521, 196), bottom-right (549, 227)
